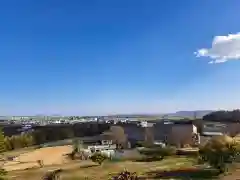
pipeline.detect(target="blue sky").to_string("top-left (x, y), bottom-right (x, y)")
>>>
top-left (0, 0), bottom-right (240, 115)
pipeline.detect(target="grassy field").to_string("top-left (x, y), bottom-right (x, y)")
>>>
top-left (7, 156), bottom-right (220, 180)
top-left (3, 146), bottom-right (238, 180)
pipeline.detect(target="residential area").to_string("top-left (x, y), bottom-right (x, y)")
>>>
top-left (0, 110), bottom-right (240, 179)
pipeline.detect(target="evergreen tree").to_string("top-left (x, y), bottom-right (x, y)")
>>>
top-left (0, 128), bottom-right (6, 153)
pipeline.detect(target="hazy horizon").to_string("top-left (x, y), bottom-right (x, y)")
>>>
top-left (0, 109), bottom-right (227, 117)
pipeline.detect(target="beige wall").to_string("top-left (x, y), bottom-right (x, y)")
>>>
top-left (168, 124), bottom-right (196, 146)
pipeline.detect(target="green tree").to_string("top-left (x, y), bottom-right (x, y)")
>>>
top-left (69, 139), bottom-right (83, 160)
top-left (10, 135), bottom-right (22, 149)
top-left (0, 128), bottom-right (7, 180)
top-left (0, 128), bottom-right (6, 153)
top-left (90, 152), bottom-right (108, 165)
top-left (19, 133), bottom-right (35, 147)
top-left (199, 135), bottom-right (240, 173)
top-left (0, 168), bottom-right (7, 180)
top-left (4, 137), bottom-right (13, 151)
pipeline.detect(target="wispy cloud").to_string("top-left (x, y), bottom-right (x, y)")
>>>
top-left (194, 32), bottom-right (240, 64)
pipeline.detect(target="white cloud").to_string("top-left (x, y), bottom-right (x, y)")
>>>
top-left (195, 32), bottom-right (240, 63)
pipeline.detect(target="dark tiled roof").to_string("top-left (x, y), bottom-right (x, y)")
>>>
top-left (163, 120), bottom-right (194, 125)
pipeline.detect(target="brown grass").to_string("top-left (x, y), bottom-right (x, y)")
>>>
top-left (8, 157), bottom-right (196, 180)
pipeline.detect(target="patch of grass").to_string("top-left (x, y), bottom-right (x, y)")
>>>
top-left (146, 167), bottom-right (220, 179)
top-left (8, 157), bottom-right (197, 180)
top-left (134, 155), bottom-right (164, 162)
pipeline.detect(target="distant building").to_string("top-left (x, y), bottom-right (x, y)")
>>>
top-left (202, 120), bottom-right (240, 137)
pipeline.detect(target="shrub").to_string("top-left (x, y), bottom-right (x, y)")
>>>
top-left (0, 168), bottom-right (7, 180)
top-left (158, 146), bottom-right (177, 157)
top-left (135, 141), bottom-right (144, 147)
top-left (139, 146), bottom-right (176, 156)
top-left (0, 169), bottom-right (7, 176)
top-left (199, 135), bottom-right (240, 173)
top-left (112, 170), bottom-right (139, 180)
top-left (67, 151), bottom-right (76, 160)
top-left (42, 169), bottom-right (62, 180)
top-left (176, 149), bottom-right (199, 156)
top-left (136, 155), bottom-right (163, 162)
top-left (90, 152), bottom-right (108, 165)
top-left (37, 160), bottom-right (44, 167)
top-left (138, 146), bottom-right (176, 161)
top-left (0, 129), bottom-right (6, 153)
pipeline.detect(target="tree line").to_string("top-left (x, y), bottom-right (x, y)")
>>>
top-left (203, 109), bottom-right (240, 122)
top-left (0, 123), bottom-right (111, 153)
top-left (0, 129), bottom-right (34, 153)
top-left (2, 123), bottom-right (110, 144)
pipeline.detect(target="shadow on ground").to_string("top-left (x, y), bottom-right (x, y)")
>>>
top-left (80, 164), bottom-right (99, 169)
top-left (134, 156), bottom-right (164, 162)
top-left (145, 168), bottom-right (220, 179)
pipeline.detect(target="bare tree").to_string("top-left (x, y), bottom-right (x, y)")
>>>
top-left (106, 126), bottom-right (127, 149)
top-left (144, 127), bottom-right (154, 145)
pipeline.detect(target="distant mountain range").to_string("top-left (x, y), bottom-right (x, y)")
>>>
top-left (105, 110), bottom-right (213, 119)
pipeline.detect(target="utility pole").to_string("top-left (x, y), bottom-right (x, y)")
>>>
top-left (193, 111), bottom-right (197, 120)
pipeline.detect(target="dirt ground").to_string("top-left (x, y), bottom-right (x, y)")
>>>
top-left (3, 145), bottom-right (72, 171)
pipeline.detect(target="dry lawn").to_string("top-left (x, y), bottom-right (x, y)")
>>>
top-left (3, 145), bottom-right (72, 171)
top-left (8, 157), bottom-right (196, 180)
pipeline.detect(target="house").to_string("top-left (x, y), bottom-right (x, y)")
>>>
top-left (168, 120), bottom-right (199, 147)
top-left (115, 120), bottom-right (200, 147)
top-left (153, 120), bottom-right (199, 147)
top-left (85, 133), bottom-right (117, 153)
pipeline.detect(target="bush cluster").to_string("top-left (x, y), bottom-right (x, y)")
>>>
top-left (176, 149), bottom-right (199, 156)
top-left (42, 169), bottom-right (62, 180)
top-left (199, 135), bottom-right (240, 173)
top-left (112, 170), bottom-right (139, 180)
top-left (4, 133), bottom-right (34, 151)
top-left (0, 128), bottom-right (34, 153)
top-left (137, 146), bottom-right (176, 161)
top-left (90, 152), bottom-right (108, 165)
